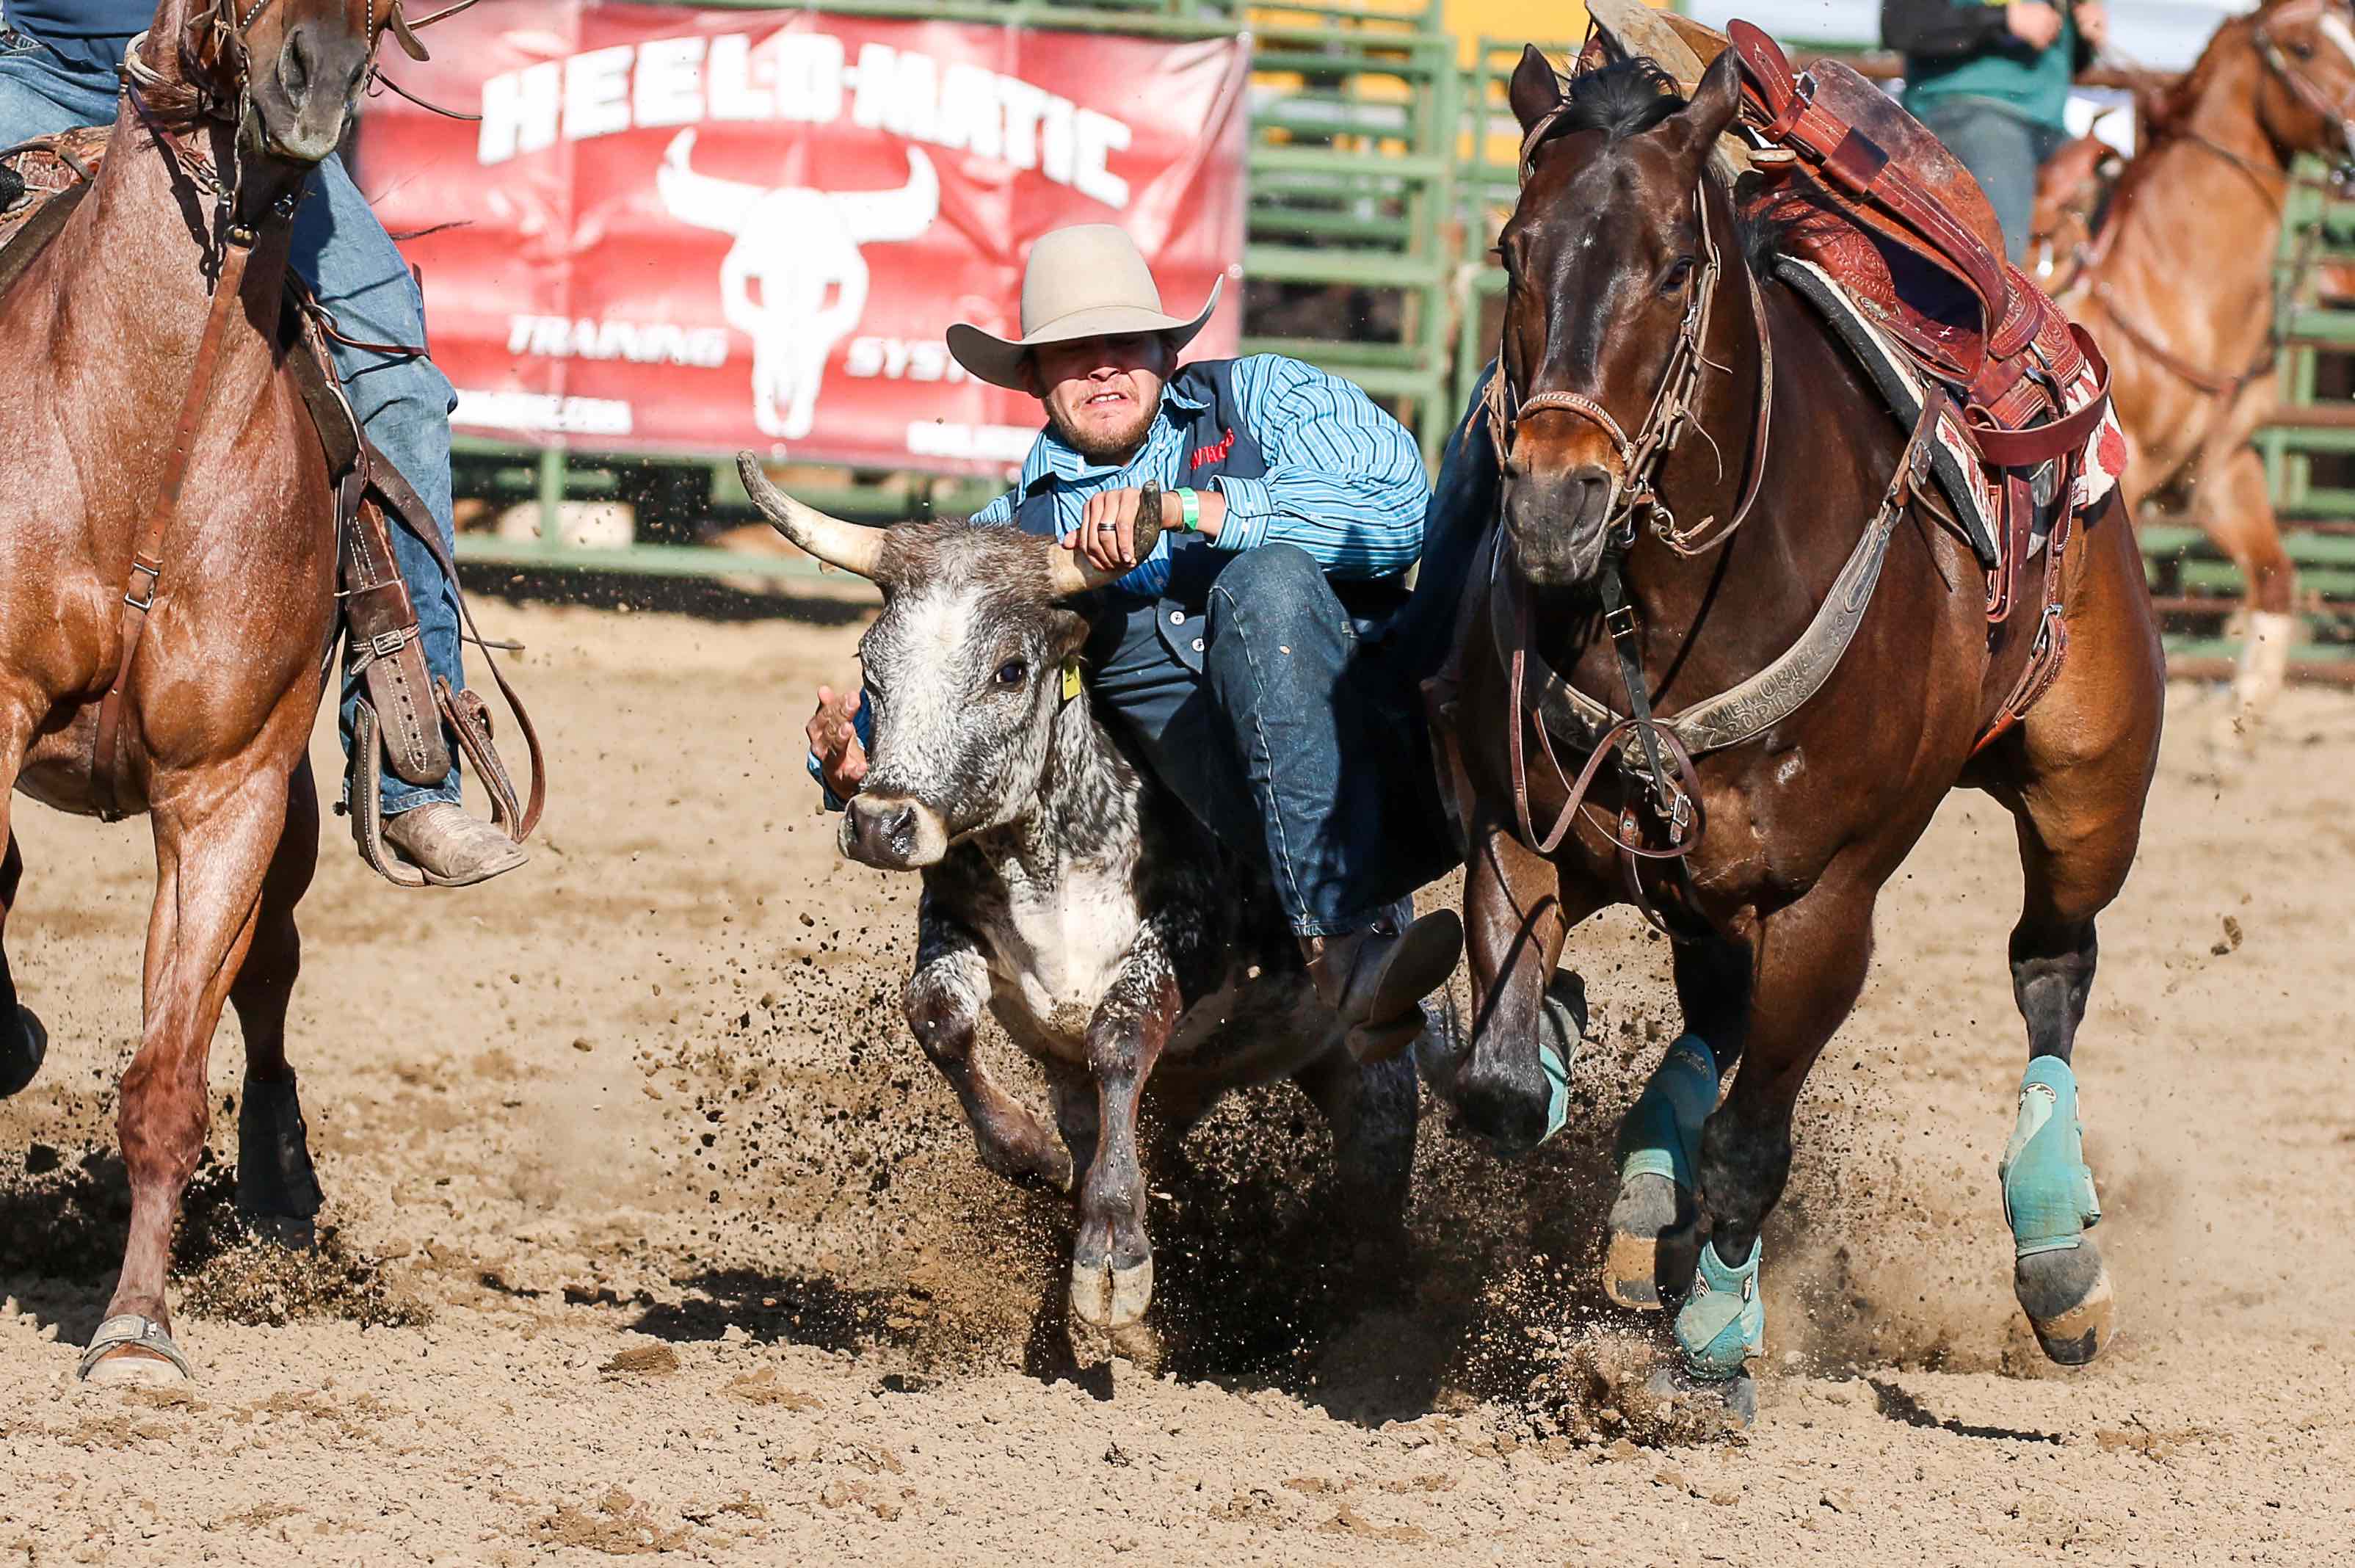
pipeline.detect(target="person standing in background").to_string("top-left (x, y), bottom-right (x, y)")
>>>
top-left (1883, 0), bottom-right (2109, 263)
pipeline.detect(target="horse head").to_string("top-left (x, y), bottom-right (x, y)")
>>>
top-left (1491, 48), bottom-right (1746, 588)
top-left (137, 0), bottom-right (402, 167)
top-left (2245, 0), bottom-right (2355, 164)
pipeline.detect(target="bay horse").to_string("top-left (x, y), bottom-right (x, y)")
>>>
top-left (2053, 0), bottom-right (2355, 736)
top-left (0, 0), bottom-right (409, 1383)
top-left (1422, 48), bottom-right (2163, 1420)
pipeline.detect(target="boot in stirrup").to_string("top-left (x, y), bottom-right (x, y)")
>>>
top-left (382, 802), bottom-right (528, 888)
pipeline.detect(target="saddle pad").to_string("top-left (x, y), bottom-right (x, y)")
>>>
top-left (1779, 258), bottom-right (2125, 575)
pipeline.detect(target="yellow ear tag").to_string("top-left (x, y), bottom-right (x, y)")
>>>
top-left (1060, 658), bottom-right (1082, 703)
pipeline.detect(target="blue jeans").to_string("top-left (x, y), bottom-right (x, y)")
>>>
top-left (1095, 545), bottom-right (1457, 937)
top-left (1909, 97), bottom-right (2069, 266)
top-left (0, 26), bottom-right (463, 812)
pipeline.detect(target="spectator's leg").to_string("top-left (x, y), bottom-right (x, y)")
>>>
top-left (1918, 101), bottom-right (2041, 264)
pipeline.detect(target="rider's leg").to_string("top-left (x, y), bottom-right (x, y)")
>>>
top-left (0, 29), bottom-right (129, 139)
top-left (1200, 544), bottom-right (1462, 1057)
top-left (287, 154), bottom-right (523, 883)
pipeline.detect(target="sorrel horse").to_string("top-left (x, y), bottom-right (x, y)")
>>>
top-left (1422, 48), bottom-right (2163, 1420)
top-left (0, 0), bottom-right (411, 1383)
top-left (2053, 0), bottom-right (2355, 734)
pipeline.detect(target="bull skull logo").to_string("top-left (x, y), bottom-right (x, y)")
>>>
top-left (658, 129), bottom-right (939, 441)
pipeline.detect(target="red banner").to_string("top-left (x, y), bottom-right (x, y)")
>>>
top-left (362, 3), bottom-right (1250, 474)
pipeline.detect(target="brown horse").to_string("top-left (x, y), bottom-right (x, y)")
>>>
top-left (2055, 0), bottom-right (2355, 736)
top-left (0, 0), bottom-right (406, 1383)
top-left (1421, 48), bottom-right (2163, 1420)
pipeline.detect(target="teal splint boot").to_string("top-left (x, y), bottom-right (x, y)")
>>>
top-left (1531, 986), bottom-right (1580, 1147)
top-left (1674, 1233), bottom-right (1764, 1380)
top-left (2000, 1056), bottom-right (2102, 1259)
top-left (1615, 1034), bottom-right (1716, 1191)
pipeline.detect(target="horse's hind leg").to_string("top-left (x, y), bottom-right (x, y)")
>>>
top-left (1991, 496), bottom-right (2163, 1365)
top-left (229, 758), bottom-right (324, 1247)
top-left (0, 830), bottom-right (47, 1099)
top-left (83, 774), bottom-right (289, 1385)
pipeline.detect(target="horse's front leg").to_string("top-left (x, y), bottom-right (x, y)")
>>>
top-left (85, 767), bottom-right (292, 1385)
top-left (904, 898), bottom-right (1073, 1194)
top-left (1603, 934), bottom-right (1748, 1310)
top-left (1436, 813), bottom-right (1597, 1156)
top-left (1067, 934), bottom-right (1180, 1331)
top-left (1668, 876), bottom-right (1877, 1423)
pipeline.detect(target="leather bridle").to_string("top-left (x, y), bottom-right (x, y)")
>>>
top-left (2253, 0), bottom-right (2355, 166)
top-left (1484, 173), bottom-right (1776, 562)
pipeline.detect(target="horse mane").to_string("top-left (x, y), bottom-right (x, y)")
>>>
top-left (2141, 12), bottom-right (2254, 142)
top-left (1556, 56), bottom-right (1687, 142)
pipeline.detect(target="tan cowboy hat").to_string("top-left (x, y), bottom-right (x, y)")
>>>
top-left (948, 224), bottom-right (1222, 392)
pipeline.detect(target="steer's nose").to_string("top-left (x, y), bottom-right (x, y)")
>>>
top-left (841, 794), bottom-right (944, 869)
top-left (862, 801), bottom-right (918, 857)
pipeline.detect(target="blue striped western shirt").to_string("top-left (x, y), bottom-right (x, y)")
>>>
top-left (967, 354), bottom-right (1430, 598)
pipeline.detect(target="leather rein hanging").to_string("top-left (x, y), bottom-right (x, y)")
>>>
top-left (1479, 157), bottom-right (1778, 932)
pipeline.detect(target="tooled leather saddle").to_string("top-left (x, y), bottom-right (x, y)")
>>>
top-left (1586, 9), bottom-right (2117, 645)
top-left (0, 128), bottom-right (543, 882)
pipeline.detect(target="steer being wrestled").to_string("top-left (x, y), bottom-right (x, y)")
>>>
top-left (742, 460), bottom-right (1420, 1335)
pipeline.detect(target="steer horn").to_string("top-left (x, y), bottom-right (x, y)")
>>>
top-left (737, 454), bottom-right (886, 579)
top-left (1043, 481), bottom-right (1167, 598)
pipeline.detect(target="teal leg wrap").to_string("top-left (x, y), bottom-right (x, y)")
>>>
top-left (1532, 990), bottom-right (1579, 1146)
top-left (2000, 1056), bottom-right (2102, 1258)
top-left (1614, 1034), bottom-right (1716, 1189)
top-left (1674, 1234), bottom-right (1763, 1380)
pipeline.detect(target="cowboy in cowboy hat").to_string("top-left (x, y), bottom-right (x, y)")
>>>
top-left (807, 223), bottom-right (1462, 1057)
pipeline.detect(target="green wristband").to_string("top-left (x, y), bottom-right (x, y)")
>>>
top-left (1177, 487), bottom-right (1201, 532)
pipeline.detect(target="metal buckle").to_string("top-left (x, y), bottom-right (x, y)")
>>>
top-left (1603, 601), bottom-right (1641, 642)
top-left (124, 562), bottom-right (160, 612)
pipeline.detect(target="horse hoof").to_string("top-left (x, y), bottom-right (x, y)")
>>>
top-left (2015, 1240), bottom-right (2115, 1365)
top-left (241, 1214), bottom-right (319, 1251)
top-left (77, 1315), bottom-right (193, 1387)
top-left (1069, 1254), bottom-right (1153, 1330)
top-left (1644, 1363), bottom-right (1758, 1430)
top-left (81, 1348), bottom-right (189, 1388)
top-left (1674, 1235), bottom-right (1764, 1382)
top-left (0, 1005), bottom-right (46, 1098)
top-left (1602, 1172), bottom-right (1694, 1312)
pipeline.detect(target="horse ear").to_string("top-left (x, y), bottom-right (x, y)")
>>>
top-left (1662, 48), bottom-right (1744, 170)
top-left (1508, 44), bottom-right (1565, 135)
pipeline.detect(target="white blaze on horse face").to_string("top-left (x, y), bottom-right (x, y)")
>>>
top-left (2319, 11), bottom-right (2355, 73)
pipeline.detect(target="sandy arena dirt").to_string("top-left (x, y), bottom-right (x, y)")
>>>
top-left (1, 588), bottom-right (2351, 1566)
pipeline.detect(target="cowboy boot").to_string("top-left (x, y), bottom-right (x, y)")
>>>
top-left (1302, 910), bottom-right (1464, 1063)
top-left (382, 802), bottom-right (528, 888)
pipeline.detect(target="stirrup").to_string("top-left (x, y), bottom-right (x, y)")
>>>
top-left (347, 700), bottom-right (427, 889)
